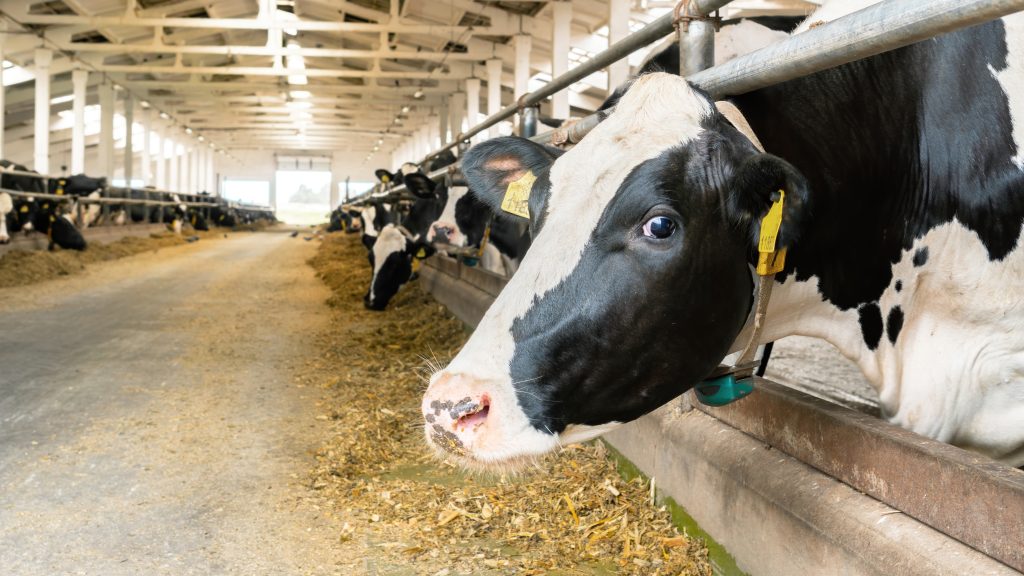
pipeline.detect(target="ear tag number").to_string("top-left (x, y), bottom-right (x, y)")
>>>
top-left (756, 189), bottom-right (787, 276)
top-left (501, 170), bottom-right (535, 219)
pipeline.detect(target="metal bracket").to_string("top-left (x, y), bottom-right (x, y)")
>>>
top-left (672, 0), bottom-right (722, 33)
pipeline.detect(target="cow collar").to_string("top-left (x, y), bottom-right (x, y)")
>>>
top-left (693, 102), bottom-right (780, 407)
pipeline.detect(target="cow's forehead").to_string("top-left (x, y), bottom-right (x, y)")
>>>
top-left (547, 73), bottom-right (713, 222)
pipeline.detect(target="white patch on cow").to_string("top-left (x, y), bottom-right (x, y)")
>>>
top-left (763, 220), bottom-right (1024, 465)
top-left (716, 20), bottom-right (789, 64)
top-left (427, 185), bottom-right (470, 246)
top-left (361, 205), bottom-right (379, 237)
top-left (74, 191), bottom-right (102, 229)
top-left (989, 12), bottom-right (1024, 169)
top-left (0, 192), bottom-right (11, 243)
top-left (400, 163), bottom-right (419, 176)
top-left (478, 243), bottom-right (506, 276)
top-left (428, 74), bottom-right (714, 461)
top-left (368, 224), bottom-right (407, 306)
top-left (792, 0), bottom-right (882, 34)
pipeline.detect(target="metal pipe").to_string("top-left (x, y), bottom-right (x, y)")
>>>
top-left (689, 0), bottom-right (1024, 99)
top-left (419, 0), bottom-right (733, 165)
top-left (679, 19), bottom-right (716, 76)
top-left (520, 105), bottom-right (539, 139)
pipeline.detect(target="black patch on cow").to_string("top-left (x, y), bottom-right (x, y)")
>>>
top-left (507, 146), bottom-right (755, 432)
top-left (912, 247), bottom-right (929, 267)
top-left (365, 249), bottom-right (413, 311)
top-left (735, 19), bottom-right (1024, 311)
top-left (886, 306), bottom-right (904, 344)
top-left (858, 303), bottom-right (883, 350)
top-left (894, 280), bottom-right (902, 292)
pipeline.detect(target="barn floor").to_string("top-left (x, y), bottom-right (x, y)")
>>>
top-left (0, 231), bottom-right (712, 576)
top-left (0, 232), bottom-right (350, 574)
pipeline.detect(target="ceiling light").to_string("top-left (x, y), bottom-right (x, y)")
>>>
top-left (286, 100), bottom-right (312, 109)
top-left (197, 135), bottom-right (205, 142)
top-left (393, 118), bottom-right (401, 125)
top-left (185, 127), bottom-right (193, 135)
top-left (401, 105), bottom-right (410, 113)
top-left (289, 90), bottom-right (311, 99)
top-left (49, 94), bottom-right (73, 105)
top-left (377, 138), bottom-right (384, 145)
top-left (159, 111), bottom-right (170, 120)
top-left (140, 100), bottom-right (151, 109)
top-left (413, 89), bottom-right (424, 99)
top-left (287, 74), bottom-right (308, 85)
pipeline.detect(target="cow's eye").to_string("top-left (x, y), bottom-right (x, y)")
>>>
top-left (642, 216), bottom-right (676, 239)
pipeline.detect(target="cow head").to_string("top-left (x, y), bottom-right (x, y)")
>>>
top-left (421, 73), bottom-right (812, 469)
top-left (364, 224), bottom-right (435, 310)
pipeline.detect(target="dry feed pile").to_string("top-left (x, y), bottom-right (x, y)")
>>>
top-left (0, 231), bottom-right (211, 288)
top-left (307, 233), bottom-right (711, 576)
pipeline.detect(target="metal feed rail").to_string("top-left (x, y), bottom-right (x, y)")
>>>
top-left (0, 188), bottom-right (218, 208)
top-left (394, 0), bottom-right (1024, 571)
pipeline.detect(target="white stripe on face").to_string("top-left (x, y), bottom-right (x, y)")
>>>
top-left (362, 205), bottom-right (379, 237)
top-left (427, 185), bottom-right (469, 245)
top-left (429, 73), bottom-right (715, 459)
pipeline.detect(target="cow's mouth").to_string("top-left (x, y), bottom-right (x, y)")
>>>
top-left (453, 395), bottom-right (490, 432)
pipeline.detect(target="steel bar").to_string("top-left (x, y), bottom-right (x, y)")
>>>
top-left (0, 188), bottom-right (217, 208)
top-left (420, 1), bottom-right (732, 165)
top-left (689, 0), bottom-right (1024, 98)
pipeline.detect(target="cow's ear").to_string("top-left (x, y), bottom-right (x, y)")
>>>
top-left (726, 153), bottom-right (811, 251)
top-left (403, 173), bottom-right (437, 199)
top-left (462, 137), bottom-right (564, 223)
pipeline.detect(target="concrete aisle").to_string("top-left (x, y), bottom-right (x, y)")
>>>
top-left (0, 233), bottom-right (345, 575)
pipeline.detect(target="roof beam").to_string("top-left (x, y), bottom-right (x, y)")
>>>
top-left (56, 41), bottom-right (495, 62)
top-left (90, 63), bottom-right (463, 79)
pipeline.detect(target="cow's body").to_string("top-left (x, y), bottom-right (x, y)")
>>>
top-left (422, 13), bottom-right (1024, 468)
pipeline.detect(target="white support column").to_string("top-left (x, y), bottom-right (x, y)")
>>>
top-left (98, 83), bottom-right (115, 178)
top-left (182, 146), bottom-right (191, 194)
top-left (428, 114), bottom-right (440, 151)
top-left (33, 48), bottom-right (53, 174)
top-left (438, 96), bottom-right (449, 146)
top-left (551, 1), bottom-right (572, 119)
top-left (486, 59), bottom-right (502, 139)
top-left (0, 23), bottom-right (6, 160)
top-left (169, 140), bottom-right (179, 191)
top-left (141, 107), bottom-right (152, 185)
top-left (155, 123), bottom-right (166, 189)
top-left (514, 34), bottom-right (532, 99)
top-left (191, 147), bottom-right (199, 194)
top-left (450, 91), bottom-right (465, 143)
top-left (123, 93), bottom-right (134, 184)
top-left (608, 0), bottom-right (630, 90)
top-left (465, 77), bottom-right (480, 143)
top-left (417, 125), bottom-right (430, 159)
top-left (71, 69), bottom-right (88, 174)
top-left (207, 148), bottom-right (215, 193)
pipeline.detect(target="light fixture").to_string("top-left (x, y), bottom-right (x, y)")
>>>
top-left (159, 111), bottom-right (170, 120)
top-left (289, 89), bottom-right (312, 99)
top-left (377, 138), bottom-right (384, 145)
top-left (185, 127), bottom-right (193, 135)
top-left (197, 135), bottom-right (205, 142)
top-left (393, 118), bottom-right (401, 125)
top-left (140, 100), bottom-right (151, 109)
top-left (286, 100), bottom-right (312, 109)
top-left (401, 105), bottom-right (410, 113)
top-left (413, 89), bottom-right (424, 99)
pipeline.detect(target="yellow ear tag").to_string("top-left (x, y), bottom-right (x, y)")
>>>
top-left (20, 205), bottom-right (28, 213)
top-left (381, 175), bottom-right (390, 183)
top-left (501, 170), bottom-right (535, 219)
top-left (416, 247), bottom-right (427, 258)
top-left (756, 189), bottom-right (787, 276)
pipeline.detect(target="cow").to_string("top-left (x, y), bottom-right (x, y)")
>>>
top-left (0, 192), bottom-right (12, 244)
top-left (359, 200), bottom-right (395, 252)
top-left (53, 174), bottom-right (106, 229)
top-left (364, 223), bottom-right (436, 310)
top-left (407, 171), bottom-right (531, 277)
top-left (420, 12), bottom-right (1024, 469)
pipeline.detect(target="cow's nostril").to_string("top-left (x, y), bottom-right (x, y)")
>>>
top-left (454, 395), bottom-right (490, 432)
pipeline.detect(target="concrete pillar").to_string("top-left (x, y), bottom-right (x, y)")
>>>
top-left (169, 140), bottom-right (179, 191)
top-left (428, 115), bottom-right (440, 151)
top-left (514, 34), bottom-right (532, 99)
top-left (181, 146), bottom-right (191, 193)
top-left (207, 148), bottom-right (215, 193)
top-left (191, 147), bottom-right (199, 194)
top-left (608, 0), bottom-right (630, 90)
top-left (450, 92), bottom-right (465, 142)
top-left (0, 23), bottom-right (6, 160)
top-left (438, 97), bottom-right (449, 146)
top-left (417, 125), bottom-right (430, 159)
top-left (268, 177), bottom-right (277, 211)
top-left (98, 84), bottom-right (115, 178)
top-left (141, 107), bottom-right (151, 185)
top-left (155, 123), bottom-right (166, 189)
top-left (551, 1), bottom-right (572, 119)
top-left (486, 59), bottom-right (502, 139)
top-left (123, 93), bottom-right (134, 185)
top-left (71, 69), bottom-right (88, 174)
top-left (33, 48), bottom-right (53, 174)
top-left (465, 78), bottom-right (480, 143)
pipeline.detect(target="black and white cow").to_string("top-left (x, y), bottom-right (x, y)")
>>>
top-left (358, 199), bottom-right (396, 252)
top-left (421, 11), bottom-right (1024, 469)
top-left (362, 189), bottom-right (439, 310)
top-left (408, 172), bottom-right (531, 276)
top-left (54, 174), bottom-right (106, 229)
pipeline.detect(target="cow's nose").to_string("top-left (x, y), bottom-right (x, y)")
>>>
top-left (422, 372), bottom-right (491, 456)
top-left (431, 225), bottom-right (450, 244)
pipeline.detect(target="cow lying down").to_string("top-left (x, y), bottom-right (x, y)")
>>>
top-left (421, 13), bottom-right (1024, 470)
